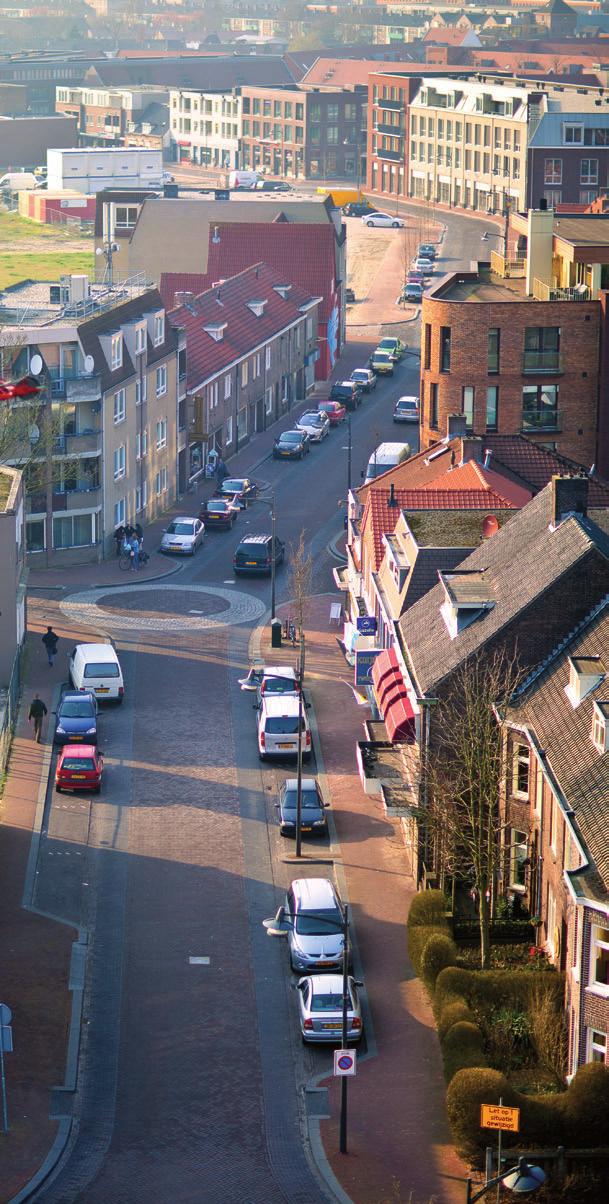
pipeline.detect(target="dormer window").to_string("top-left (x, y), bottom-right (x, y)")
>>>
top-left (566, 656), bottom-right (604, 709)
top-left (111, 333), bottom-right (122, 370)
top-left (439, 569), bottom-right (494, 639)
top-left (591, 702), bottom-right (609, 754)
top-left (273, 284), bottom-right (292, 300)
top-left (203, 322), bottom-right (227, 343)
top-left (135, 324), bottom-right (146, 355)
top-left (154, 312), bottom-right (165, 347)
top-left (247, 299), bottom-right (267, 318)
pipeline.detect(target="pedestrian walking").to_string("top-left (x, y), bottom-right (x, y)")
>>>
top-left (124, 523), bottom-right (135, 541)
top-left (28, 694), bottom-right (47, 743)
top-left (216, 458), bottom-right (229, 485)
top-left (135, 521), bottom-right (143, 546)
top-left (41, 625), bottom-right (59, 666)
top-left (114, 525), bottom-right (125, 556)
top-left (130, 535), bottom-right (140, 571)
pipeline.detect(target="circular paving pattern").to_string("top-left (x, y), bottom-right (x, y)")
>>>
top-left (60, 582), bottom-right (266, 635)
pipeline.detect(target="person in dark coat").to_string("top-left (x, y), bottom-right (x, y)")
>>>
top-left (114, 525), bottom-right (125, 556)
top-left (41, 626), bottom-right (59, 666)
top-left (28, 694), bottom-right (47, 742)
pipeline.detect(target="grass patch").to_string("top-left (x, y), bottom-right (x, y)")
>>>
top-left (0, 207), bottom-right (89, 245)
top-left (0, 251), bottom-right (95, 289)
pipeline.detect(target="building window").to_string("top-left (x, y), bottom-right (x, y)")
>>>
top-left (113, 388), bottom-right (125, 424)
top-left (509, 829), bottom-right (528, 891)
top-left (580, 189), bottom-right (598, 205)
top-left (462, 385), bottom-right (474, 429)
top-left (226, 415), bottom-right (233, 445)
top-left (136, 432), bottom-right (141, 461)
top-left (156, 365), bottom-right (167, 397)
top-left (136, 375), bottom-right (147, 405)
top-left (53, 514), bottom-right (94, 549)
top-left (523, 327), bottom-right (560, 373)
top-left (581, 159), bottom-right (598, 185)
top-left (563, 123), bottom-right (583, 144)
top-left (208, 381), bottom-right (218, 410)
top-left (430, 382), bottom-right (438, 429)
top-left (135, 325), bottom-right (146, 355)
top-left (592, 707), bottom-right (606, 752)
top-left (587, 1029), bottom-right (607, 1063)
top-left (544, 158), bottom-right (562, 185)
top-left (135, 481), bottom-right (148, 513)
top-left (544, 189), bottom-right (562, 207)
top-left (156, 418), bottom-right (167, 450)
top-left (265, 344), bottom-right (272, 370)
top-left (488, 327), bottom-right (500, 374)
top-left (223, 374), bottom-right (231, 400)
top-left (241, 360), bottom-right (249, 387)
top-left (522, 383), bottom-right (559, 431)
top-left (113, 445), bottom-right (126, 480)
top-left (237, 406), bottom-right (247, 441)
top-left (26, 519), bottom-right (45, 552)
top-left (111, 333), bottom-right (122, 370)
top-left (115, 205), bottom-right (138, 229)
top-left (486, 386), bottom-right (498, 432)
top-left (154, 313), bottom-right (165, 346)
top-left (114, 498), bottom-right (125, 527)
top-left (590, 925), bottom-right (609, 991)
top-left (254, 352), bottom-right (261, 377)
top-left (424, 323), bottom-right (431, 370)
top-left (440, 326), bottom-right (451, 373)
top-left (513, 742), bottom-right (530, 798)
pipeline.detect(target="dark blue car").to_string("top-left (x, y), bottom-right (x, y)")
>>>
top-left (54, 692), bottom-right (98, 746)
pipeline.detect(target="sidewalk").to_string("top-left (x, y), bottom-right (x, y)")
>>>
top-left (259, 595), bottom-right (468, 1204)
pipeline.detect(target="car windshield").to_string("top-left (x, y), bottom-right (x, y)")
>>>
top-left (398, 401), bottom-right (415, 410)
top-left (265, 717), bottom-right (299, 734)
top-left (300, 414), bottom-right (319, 424)
top-left (223, 479), bottom-right (245, 491)
top-left (263, 677), bottom-right (296, 693)
top-left (374, 353), bottom-right (391, 363)
top-left (167, 522), bottom-right (194, 535)
top-left (379, 341), bottom-right (395, 350)
top-left (62, 757), bottom-right (95, 771)
top-left (60, 702), bottom-right (95, 719)
top-left (351, 371), bottom-right (368, 381)
top-left (280, 432), bottom-right (301, 444)
top-left (207, 501), bottom-right (228, 512)
top-left (282, 790), bottom-right (320, 810)
top-left (83, 663), bottom-right (119, 678)
top-left (295, 909), bottom-right (343, 936)
top-left (310, 992), bottom-right (347, 1012)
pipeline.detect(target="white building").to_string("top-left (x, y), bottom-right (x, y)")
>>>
top-left (169, 89), bottom-right (242, 170)
top-left (47, 147), bottom-right (164, 195)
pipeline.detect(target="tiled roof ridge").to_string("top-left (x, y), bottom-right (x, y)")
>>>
top-left (513, 593), bottom-right (609, 700)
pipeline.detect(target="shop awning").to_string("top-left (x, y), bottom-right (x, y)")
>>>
top-left (371, 648), bottom-right (399, 695)
top-left (385, 694), bottom-right (416, 743)
top-left (371, 647), bottom-right (416, 742)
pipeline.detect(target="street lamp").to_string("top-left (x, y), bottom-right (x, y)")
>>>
top-left (466, 1157), bottom-right (545, 1203)
top-left (263, 901), bottom-right (352, 1154)
top-left (341, 412), bottom-right (352, 494)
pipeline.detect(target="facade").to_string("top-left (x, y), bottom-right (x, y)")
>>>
top-left (47, 147), bottom-right (164, 194)
top-left (0, 114), bottom-right (78, 172)
top-left (368, 72), bottom-right (420, 200)
top-left (168, 90), bottom-right (241, 169)
top-left (56, 85), bottom-right (169, 150)
top-left (168, 263), bottom-right (319, 487)
top-left (419, 208), bottom-right (609, 475)
top-left (238, 84), bottom-right (368, 181)
top-left (528, 112), bottom-right (609, 210)
top-left (0, 277), bottom-right (183, 564)
top-left (0, 465), bottom-right (26, 683)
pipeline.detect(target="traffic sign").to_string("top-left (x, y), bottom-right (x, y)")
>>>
top-left (354, 648), bottom-right (381, 685)
top-left (357, 616), bottom-right (377, 636)
top-left (334, 1049), bottom-right (356, 1077)
top-left (480, 1104), bottom-right (520, 1132)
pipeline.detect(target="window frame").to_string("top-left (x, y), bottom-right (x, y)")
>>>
top-left (155, 364), bottom-right (167, 397)
top-left (113, 388), bottom-right (126, 425)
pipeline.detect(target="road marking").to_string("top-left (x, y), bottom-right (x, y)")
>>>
top-left (189, 956), bottom-right (210, 965)
top-left (223, 579), bottom-right (235, 584)
top-left (189, 609), bottom-right (205, 614)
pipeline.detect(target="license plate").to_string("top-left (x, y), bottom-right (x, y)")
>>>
top-left (70, 735), bottom-right (83, 741)
top-left (170, 545), bottom-right (181, 550)
top-left (301, 826), bottom-right (312, 832)
top-left (96, 687), bottom-right (109, 694)
top-left (281, 451), bottom-right (291, 456)
top-left (245, 560), bottom-right (257, 566)
top-left (316, 960), bottom-right (334, 967)
top-left (278, 742), bottom-right (295, 749)
top-left (71, 774), bottom-right (87, 780)
top-left (322, 1023), bottom-right (339, 1030)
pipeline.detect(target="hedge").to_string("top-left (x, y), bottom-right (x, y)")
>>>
top-left (407, 888), bottom-right (452, 977)
top-left (420, 932), bottom-right (459, 989)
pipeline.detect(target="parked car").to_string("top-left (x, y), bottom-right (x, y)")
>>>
top-left (233, 533), bottom-right (285, 576)
top-left (68, 642), bottom-right (124, 703)
top-left (199, 498), bottom-right (239, 529)
top-left (273, 429), bottom-right (310, 459)
top-left (369, 350), bottom-right (394, 376)
top-left (350, 368), bottom-right (377, 393)
top-left (363, 212), bottom-right (404, 229)
top-left (160, 517), bottom-right (204, 556)
top-left (377, 336), bottom-right (405, 361)
top-left (215, 477), bottom-right (258, 507)
top-left (398, 282), bottom-right (423, 303)
top-left (257, 695), bottom-right (311, 761)
top-left (55, 744), bottom-right (104, 794)
top-left (407, 271), bottom-right (424, 286)
top-left (53, 691), bottom-right (98, 746)
top-left (295, 411), bottom-right (330, 442)
top-left (418, 242), bottom-right (436, 260)
top-left (343, 201), bottom-right (375, 217)
top-left (345, 287), bottom-right (356, 303)
top-left (276, 777), bottom-right (328, 837)
top-left (258, 666), bottom-right (299, 701)
top-left (283, 877), bottom-right (347, 974)
top-left (393, 395), bottom-right (420, 423)
top-left (255, 180), bottom-right (292, 191)
top-left (413, 257), bottom-right (433, 275)
top-left (296, 974), bottom-right (363, 1043)
top-left (318, 400), bottom-right (346, 425)
top-left (330, 381), bottom-right (361, 410)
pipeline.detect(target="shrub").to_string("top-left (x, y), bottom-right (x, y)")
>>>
top-left (528, 980), bottom-right (567, 1082)
top-left (407, 889), bottom-right (450, 977)
top-left (442, 1020), bottom-right (487, 1084)
top-left (437, 999), bottom-right (476, 1040)
top-left (478, 1004), bottom-right (531, 1072)
top-left (446, 1068), bottom-right (515, 1161)
top-left (563, 1063), bottom-right (609, 1147)
top-left (420, 932), bottom-right (458, 989)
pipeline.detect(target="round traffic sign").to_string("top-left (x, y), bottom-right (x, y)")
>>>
top-left (338, 1054), bottom-right (353, 1071)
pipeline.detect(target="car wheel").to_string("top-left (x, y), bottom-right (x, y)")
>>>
top-left (392, 221), bottom-right (400, 228)
top-left (366, 220), bottom-right (374, 227)
top-left (56, 785), bottom-right (62, 793)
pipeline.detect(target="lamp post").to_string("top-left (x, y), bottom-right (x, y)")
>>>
top-left (263, 902), bottom-right (352, 1153)
top-left (342, 412), bottom-right (352, 495)
top-left (465, 1156), bottom-right (545, 1203)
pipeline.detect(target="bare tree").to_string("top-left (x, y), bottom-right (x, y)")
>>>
top-left (426, 648), bottom-right (523, 970)
top-left (287, 529), bottom-right (313, 648)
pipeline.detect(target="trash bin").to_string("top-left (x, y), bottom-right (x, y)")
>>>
top-left (271, 618), bottom-right (282, 648)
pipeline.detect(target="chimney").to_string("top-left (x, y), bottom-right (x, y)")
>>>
top-left (388, 482), bottom-right (398, 507)
top-left (526, 205), bottom-right (554, 297)
top-left (460, 435), bottom-right (484, 464)
top-left (551, 475), bottom-right (589, 525)
top-left (447, 413), bottom-right (467, 439)
top-left (174, 290), bottom-right (194, 307)
top-left (484, 448), bottom-right (492, 468)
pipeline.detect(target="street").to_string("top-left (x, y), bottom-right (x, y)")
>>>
top-left (27, 212), bottom-right (476, 1203)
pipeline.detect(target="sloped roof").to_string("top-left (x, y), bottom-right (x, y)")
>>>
top-left (299, 58), bottom-right (415, 88)
top-left (397, 484), bottom-right (609, 696)
top-left (167, 262), bottom-right (319, 389)
top-left (85, 54), bottom-right (299, 90)
top-left (484, 434), bottom-right (609, 503)
top-left (78, 286), bottom-right (176, 395)
top-left (160, 220), bottom-right (337, 322)
top-left (508, 598), bottom-right (609, 892)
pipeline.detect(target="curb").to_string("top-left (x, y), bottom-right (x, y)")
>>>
top-left (27, 558), bottom-right (185, 595)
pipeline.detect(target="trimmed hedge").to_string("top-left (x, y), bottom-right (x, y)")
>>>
top-left (420, 932), bottom-right (459, 989)
top-left (452, 917), bottom-right (535, 943)
top-left (407, 888), bottom-right (452, 977)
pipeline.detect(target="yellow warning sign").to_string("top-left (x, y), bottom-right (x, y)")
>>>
top-left (480, 1104), bottom-right (520, 1133)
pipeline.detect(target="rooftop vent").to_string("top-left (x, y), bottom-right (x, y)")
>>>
top-left (203, 321), bottom-right (227, 342)
top-left (566, 655), bottom-right (604, 709)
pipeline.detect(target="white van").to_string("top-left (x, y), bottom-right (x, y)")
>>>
top-left (228, 169), bottom-right (260, 190)
top-left (364, 441), bottom-right (411, 484)
top-left (258, 695), bottom-right (311, 760)
top-left (68, 643), bottom-right (124, 703)
top-left (0, 172), bottom-right (37, 191)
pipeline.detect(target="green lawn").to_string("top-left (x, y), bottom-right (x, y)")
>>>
top-left (0, 252), bottom-right (95, 289)
top-left (0, 207), bottom-right (89, 245)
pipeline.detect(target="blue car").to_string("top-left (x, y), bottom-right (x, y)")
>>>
top-left (54, 691), bottom-right (98, 746)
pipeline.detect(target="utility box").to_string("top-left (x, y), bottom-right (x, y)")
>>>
top-left (271, 619), bottom-right (282, 649)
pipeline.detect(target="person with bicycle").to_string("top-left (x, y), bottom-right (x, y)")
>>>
top-left (114, 525), bottom-right (125, 556)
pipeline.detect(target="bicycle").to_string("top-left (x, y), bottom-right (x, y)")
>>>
top-left (118, 551), bottom-right (132, 572)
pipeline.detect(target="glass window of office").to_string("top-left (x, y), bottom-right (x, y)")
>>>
top-left (462, 385), bottom-right (474, 428)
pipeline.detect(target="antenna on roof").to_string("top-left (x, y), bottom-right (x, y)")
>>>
top-left (212, 225), bottom-right (220, 245)
top-left (216, 289), bottom-right (223, 306)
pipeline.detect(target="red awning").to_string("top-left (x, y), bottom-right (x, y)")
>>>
top-left (375, 669), bottom-right (403, 711)
top-left (381, 678), bottom-right (409, 712)
top-left (385, 694), bottom-right (416, 743)
top-left (371, 648), bottom-right (399, 696)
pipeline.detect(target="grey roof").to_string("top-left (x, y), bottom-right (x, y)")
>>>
top-left (508, 599), bottom-right (609, 891)
top-left (529, 110), bottom-right (609, 148)
top-left (405, 546), bottom-right (473, 608)
top-left (78, 286), bottom-right (177, 395)
top-left (85, 55), bottom-right (299, 92)
top-left (397, 483), bottom-right (609, 697)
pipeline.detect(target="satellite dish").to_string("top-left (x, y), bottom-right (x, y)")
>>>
top-left (30, 354), bottom-right (43, 376)
top-left (482, 514), bottom-right (500, 539)
top-left (84, 354), bottom-right (95, 374)
top-left (28, 423), bottom-right (40, 445)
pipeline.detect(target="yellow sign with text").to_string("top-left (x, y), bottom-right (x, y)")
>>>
top-left (480, 1104), bottom-right (520, 1133)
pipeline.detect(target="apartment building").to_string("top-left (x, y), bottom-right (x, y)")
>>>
top-left (169, 263), bottom-right (320, 480)
top-left (239, 85), bottom-right (368, 180)
top-left (0, 275), bottom-right (184, 564)
top-left (56, 85), bottom-right (169, 150)
top-left (169, 89), bottom-right (241, 170)
top-left (528, 110), bottom-right (609, 209)
top-left (0, 465), bottom-right (26, 682)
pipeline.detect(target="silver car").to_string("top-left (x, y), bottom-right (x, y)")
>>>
top-left (160, 517), bottom-right (205, 555)
top-left (296, 974), bottom-right (364, 1044)
top-left (296, 411), bottom-right (330, 442)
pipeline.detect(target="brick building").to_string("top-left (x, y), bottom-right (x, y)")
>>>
top-left (527, 111), bottom-right (609, 210)
top-left (56, 85), bottom-right (169, 150)
top-left (419, 207), bottom-right (609, 475)
top-left (238, 84), bottom-right (368, 181)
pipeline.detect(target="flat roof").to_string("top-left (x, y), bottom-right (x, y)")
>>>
top-left (438, 269), bottom-right (534, 303)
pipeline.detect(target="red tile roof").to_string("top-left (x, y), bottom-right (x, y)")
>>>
top-left (417, 460), bottom-right (532, 507)
top-left (168, 262), bottom-right (319, 389)
top-left (300, 58), bottom-right (416, 87)
top-left (160, 221), bottom-right (337, 323)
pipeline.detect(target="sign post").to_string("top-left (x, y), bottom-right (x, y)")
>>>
top-left (334, 1049), bottom-right (356, 1077)
top-left (480, 1100), bottom-right (520, 1200)
top-left (0, 1003), bottom-right (13, 1133)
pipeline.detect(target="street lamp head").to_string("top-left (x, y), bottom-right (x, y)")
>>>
top-left (503, 1159), bottom-right (546, 1194)
top-left (263, 906), bottom-right (292, 937)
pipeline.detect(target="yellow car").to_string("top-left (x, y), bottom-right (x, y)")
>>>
top-left (369, 350), bottom-right (394, 376)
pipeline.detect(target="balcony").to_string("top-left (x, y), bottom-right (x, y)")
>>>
top-left (53, 431), bottom-right (102, 456)
top-left (27, 485), bottom-right (102, 515)
top-left (375, 123), bottom-right (403, 137)
top-left (376, 147), bottom-right (402, 163)
top-left (522, 351), bottom-right (563, 374)
top-left (376, 98), bottom-right (403, 112)
top-left (48, 368), bottom-right (102, 402)
top-left (532, 279), bottom-right (590, 302)
top-left (521, 408), bottom-right (563, 433)
top-left (490, 250), bottom-right (526, 279)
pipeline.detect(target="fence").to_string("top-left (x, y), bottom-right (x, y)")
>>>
top-left (0, 649), bottom-right (22, 779)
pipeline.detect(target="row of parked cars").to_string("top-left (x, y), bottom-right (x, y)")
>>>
top-left (52, 642), bottom-right (126, 794)
top-left (158, 478), bottom-right (285, 575)
top-left (398, 241), bottom-right (438, 304)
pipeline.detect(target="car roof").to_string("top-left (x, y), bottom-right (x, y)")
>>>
top-left (60, 744), bottom-right (98, 757)
top-left (238, 533), bottom-right (271, 545)
top-left (60, 691), bottom-right (95, 703)
top-left (291, 876), bottom-right (339, 909)
top-left (263, 665), bottom-right (297, 678)
top-left (263, 694), bottom-right (301, 714)
top-left (283, 777), bottom-right (317, 790)
top-left (171, 516), bottom-right (198, 523)
top-left (306, 974), bottom-right (346, 992)
top-left (73, 643), bottom-right (117, 660)
top-left (398, 395), bottom-right (419, 404)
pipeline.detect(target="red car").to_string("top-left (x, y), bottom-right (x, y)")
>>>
top-left (317, 400), bottom-right (346, 426)
top-left (55, 744), bottom-right (104, 794)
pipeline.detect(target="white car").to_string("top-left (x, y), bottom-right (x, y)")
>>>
top-left (295, 411), bottom-right (330, 442)
top-left (413, 257), bottom-right (433, 274)
top-left (363, 211), bottom-right (405, 229)
top-left (160, 516), bottom-right (204, 555)
top-left (296, 974), bottom-right (364, 1044)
